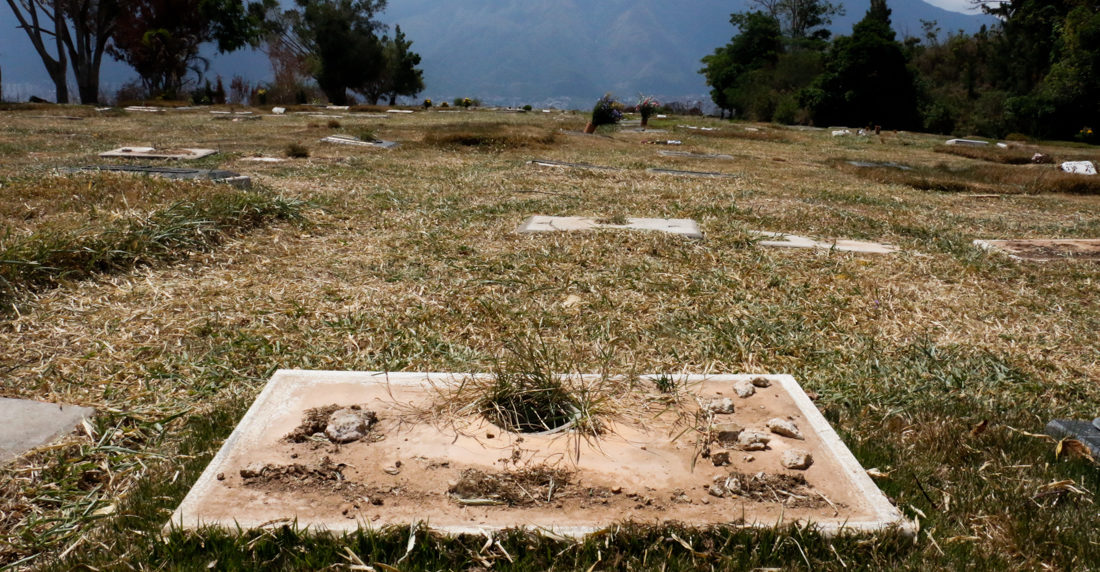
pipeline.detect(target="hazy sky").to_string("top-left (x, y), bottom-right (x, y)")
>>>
top-left (922, 0), bottom-right (989, 14)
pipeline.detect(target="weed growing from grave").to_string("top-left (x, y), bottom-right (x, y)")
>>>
top-left (481, 338), bottom-right (583, 434)
top-left (327, 119), bottom-right (341, 129)
top-left (284, 143), bottom-right (310, 158)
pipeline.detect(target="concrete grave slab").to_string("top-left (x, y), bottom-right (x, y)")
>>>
top-left (241, 157), bottom-right (286, 163)
top-left (1061, 161), bottom-right (1096, 176)
top-left (124, 106), bottom-right (163, 113)
top-left (517, 215), bottom-right (703, 239)
top-left (271, 107), bottom-right (286, 114)
top-left (69, 165), bottom-right (251, 188)
top-left (646, 168), bottom-right (737, 179)
top-left (528, 159), bottom-right (621, 172)
top-left (847, 161), bottom-right (912, 171)
top-left (643, 139), bottom-right (682, 145)
top-left (1, 398), bottom-right (94, 464)
top-left (169, 370), bottom-right (912, 537)
top-left (99, 147), bottom-right (217, 160)
top-left (320, 135), bottom-right (399, 149)
top-left (386, 109), bottom-right (414, 114)
top-left (678, 125), bottom-right (718, 131)
top-left (946, 139), bottom-right (989, 146)
top-left (753, 231), bottom-right (899, 254)
top-left (1045, 419), bottom-right (1100, 459)
top-left (658, 150), bottom-right (734, 160)
top-left (974, 239), bottom-right (1100, 261)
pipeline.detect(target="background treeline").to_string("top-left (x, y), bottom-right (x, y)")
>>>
top-left (3, 0), bottom-right (424, 106)
top-left (700, 0), bottom-right (1100, 142)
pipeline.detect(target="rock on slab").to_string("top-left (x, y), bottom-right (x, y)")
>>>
top-left (781, 449), bottom-right (814, 470)
top-left (733, 381), bottom-right (756, 398)
top-left (713, 422), bottom-right (744, 445)
top-left (738, 430), bottom-right (771, 451)
top-left (325, 408), bottom-right (378, 443)
top-left (706, 398), bottom-right (735, 415)
top-left (767, 418), bottom-right (805, 440)
top-left (750, 377), bottom-right (771, 388)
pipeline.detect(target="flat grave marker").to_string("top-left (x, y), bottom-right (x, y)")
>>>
top-left (99, 147), bottom-right (217, 160)
top-left (169, 370), bottom-right (911, 536)
top-left (1, 398), bottom-right (94, 464)
top-left (517, 215), bottom-right (703, 239)
top-left (946, 138), bottom-right (989, 146)
top-left (528, 159), bottom-right (621, 172)
top-left (69, 165), bottom-right (251, 188)
top-left (974, 239), bottom-right (1100, 261)
top-left (1060, 161), bottom-right (1096, 176)
top-left (847, 161), bottom-right (912, 171)
top-left (646, 168), bottom-right (737, 179)
top-left (753, 231), bottom-right (899, 254)
top-left (658, 150), bottom-right (734, 160)
top-left (1045, 418), bottom-right (1100, 459)
top-left (320, 135), bottom-right (399, 149)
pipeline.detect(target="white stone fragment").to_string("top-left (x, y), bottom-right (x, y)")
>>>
top-left (781, 449), bottom-right (814, 470)
top-left (737, 430), bottom-right (771, 451)
top-left (733, 381), bottom-right (756, 398)
top-left (767, 418), bottom-right (805, 440)
top-left (1061, 161), bottom-right (1097, 176)
top-left (325, 408), bottom-right (376, 443)
top-left (706, 398), bottom-right (735, 415)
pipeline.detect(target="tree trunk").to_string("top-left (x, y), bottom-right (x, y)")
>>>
top-left (388, 93), bottom-right (396, 106)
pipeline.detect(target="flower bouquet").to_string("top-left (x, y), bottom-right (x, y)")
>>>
top-left (586, 93), bottom-right (623, 133)
top-left (637, 96), bottom-right (659, 127)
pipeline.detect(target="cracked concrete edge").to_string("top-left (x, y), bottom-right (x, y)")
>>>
top-left (168, 371), bottom-right (912, 538)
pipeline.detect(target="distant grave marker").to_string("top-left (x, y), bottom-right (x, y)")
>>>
top-left (946, 139), bottom-right (989, 146)
top-left (320, 135), bottom-right (398, 149)
top-left (658, 150), bottom-right (734, 160)
top-left (124, 106), bottom-right (163, 113)
top-left (974, 239), bottom-right (1100, 261)
top-left (847, 161), bottom-right (913, 171)
top-left (518, 215), bottom-right (703, 239)
top-left (528, 159), bottom-right (621, 172)
top-left (69, 165), bottom-right (251, 188)
top-left (1060, 161), bottom-right (1096, 176)
top-left (753, 231), bottom-right (899, 254)
top-left (386, 109), bottom-right (414, 114)
top-left (678, 125), bottom-right (718, 131)
top-left (99, 147), bottom-right (217, 160)
top-left (1, 398), bottom-right (95, 464)
top-left (646, 168), bottom-right (736, 179)
top-left (241, 157), bottom-right (286, 163)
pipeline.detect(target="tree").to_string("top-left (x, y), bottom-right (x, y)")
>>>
top-left (381, 25), bottom-right (423, 105)
top-left (802, 0), bottom-right (920, 129)
top-left (699, 11), bottom-right (784, 119)
top-left (6, 0), bottom-right (70, 102)
top-left (751, 0), bottom-right (842, 46)
top-left (108, 0), bottom-right (270, 99)
top-left (275, 0), bottom-right (387, 106)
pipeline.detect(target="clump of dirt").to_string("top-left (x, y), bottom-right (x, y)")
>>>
top-left (284, 404), bottom-right (378, 443)
top-left (239, 456), bottom-right (359, 492)
top-left (449, 466), bottom-right (573, 506)
top-left (285, 404), bottom-right (342, 442)
top-left (713, 471), bottom-right (826, 508)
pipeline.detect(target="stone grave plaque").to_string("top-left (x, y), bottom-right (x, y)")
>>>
top-left (517, 215), bottom-right (703, 239)
top-left (753, 231), bottom-right (899, 254)
top-left (646, 168), bottom-right (736, 179)
top-left (100, 147), bottom-right (217, 160)
top-left (528, 159), bottom-right (620, 172)
top-left (946, 139), bottom-right (989, 146)
top-left (1060, 161), bottom-right (1096, 176)
top-left (974, 239), bottom-right (1100, 261)
top-left (658, 151), bottom-right (734, 160)
top-left (847, 161), bottom-right (912, 171)
top-left (320, 135), bottom-right (398, 149)
top-left (169, 370), bottom-right (913, 537)
top-left (1, 398), bottom-right (95, 463)
top-left (70, 165), bottom-right (251, 188)
top-left (1045, 419), bottom-right (1100, 459)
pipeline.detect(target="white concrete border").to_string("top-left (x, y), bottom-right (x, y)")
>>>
top-left (169, 371), bottom-right (913, 538)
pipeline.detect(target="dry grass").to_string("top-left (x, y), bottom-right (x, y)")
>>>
top-left (839, 159), bottom-right (1100, 195)
top-left (0, 108), bottom-right (1098, 568)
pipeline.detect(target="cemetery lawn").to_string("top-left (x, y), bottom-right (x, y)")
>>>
top-left (0, 106), bottom-right (1098, 570)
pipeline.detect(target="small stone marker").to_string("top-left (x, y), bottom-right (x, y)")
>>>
top-left (658, 150), bottom-right (734, 160)
top-left (1045, 418), bottom-right (1100, 459)
top-left (974, 239), bottom-right (1100, 261)
top-left (271, 107), bottom-right (286, 115)
top-left (1060, 161), bottom-right (1096, 176)
top-left (0, 398), bottom-right (95, 463)
top-left (100, 147), bottom-right (217, 160)
top-left (517, 215), bottom-right (703, 239)
top-left (320, 135), bottom-right (398, 149)
top-left (646, 168), bottom-right (736, 178)
top-left (528, 159), bottom-right (620, 172)
top-left (70, 165), bottom-right (251, 188)
top-left (124, 105), bottom-right (162, 113)
top-left (847, 160), bottom-right (912, 171)
top-left (946, 138), bottom-right (989, 146)
top-left (832, 129), bottom-right (851, 137)
top-left (752, 231), bottom-right (899, 254)
top-left (385, 109), bottom-right (414, 114)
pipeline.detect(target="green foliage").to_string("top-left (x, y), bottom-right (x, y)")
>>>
top-left (802, 0), bottom-right (920, 129)
top-left (590, 93), bottom-right (623, 126)
top-left (699, 11), bottom-right (784, 119)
